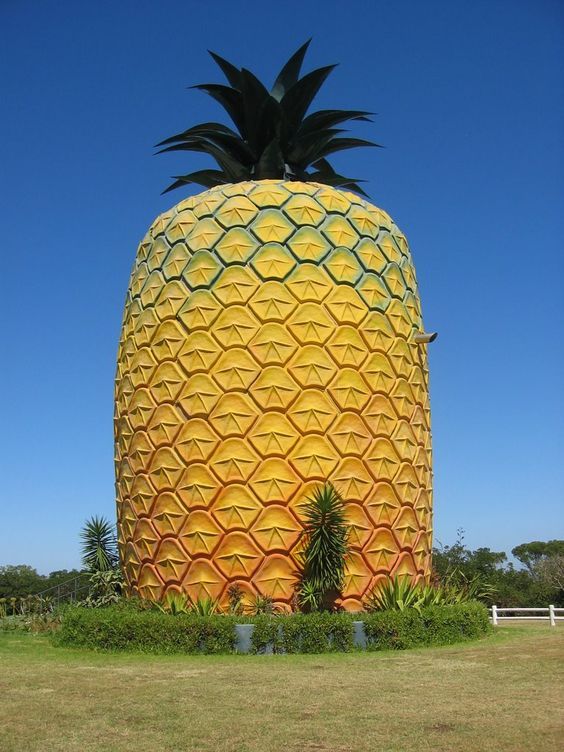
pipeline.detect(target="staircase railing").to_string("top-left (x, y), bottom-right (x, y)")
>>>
top-left (0, 573), bottom-right (91, 615)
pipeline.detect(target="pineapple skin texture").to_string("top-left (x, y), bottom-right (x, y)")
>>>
top-left (115, 180), bottom-right (433, 611)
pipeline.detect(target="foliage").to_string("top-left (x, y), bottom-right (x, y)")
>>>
top-left (363, 602), bottom-right (492, 650)
top-left (0, 565), bottom-right (83, 599)
top-left (365, 577), bottom-right (428, 612)
top-left (157, 40), bottom-right (378, 195)
top-left (433, 530), bottom-right (564, 607)
top-left (155, 593), bottom-right (219, 616)
top-left (0, 611), bottom-right (62, 634)
top-left (365, 575), bottom-right (495, 614)
top-left (534, 555), bottom-right (564, 590)
top-left (512, 540), bottom-right (564, 573)
top-left (53, 602), bottom-right (491, 655)
top-left (82, 569), bottom-right (123, 607)
top-left (227, 584), bottom-right (244, 615)
top-left (250, 612), bottom-right (354, 654)
top-left (80, 516), bottom-right (118, 573)
top-left (188, 596), bottom-right (220, 616)
top-left (248, 594), bottom-right (277, 615)
top-left (297, 580), bottom-right (322, 612)
top-left (54, 605), bottom-right (237, 654)
top-left (298, 482), bottom-right (350, 611)
top-left (155, 592), bottom-right (191, 615)
top-left (0, 593), bottom-right (55, 617)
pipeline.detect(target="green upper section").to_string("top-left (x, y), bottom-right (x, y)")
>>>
top-left (157, 40), bottom-right (379, 196)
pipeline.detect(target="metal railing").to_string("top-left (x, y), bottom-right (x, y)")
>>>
top-left (35, 573), bottom-right (90, 607)
top-left (490, 605), bottom-right (563, 627)
top-left (0, 574), bottom-right (91, 616)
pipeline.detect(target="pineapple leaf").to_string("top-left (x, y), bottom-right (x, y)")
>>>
top-left (162, 169), bottom-right (228, 193)
top-left (208, 50), bottom-right (241, 88)
top-left (191, 84), bottom-right (246, 136)
top-left (312, 136), bottom-right (381, 161)
top-left (280, 64), bottom-right (338, 133)
top-left (298, 109), bottom-right (374, 135)
top-left (158, 41), bottom-right (379, 196)
top-left (271, 38), bottom-right (312, 101)
top-left (255, 139), bottom-right (285, 179)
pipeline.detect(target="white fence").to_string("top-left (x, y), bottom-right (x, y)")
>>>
top-left (490, 605), bottom-right (564, 626)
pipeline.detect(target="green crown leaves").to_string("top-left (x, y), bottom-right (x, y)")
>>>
top-left (157, 40), bottom-right (380, 196)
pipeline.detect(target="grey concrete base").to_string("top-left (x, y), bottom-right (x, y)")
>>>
top-left (235, 623), bottom-right (254, 653)
top-left (352, 620), bottom-right (367, 649)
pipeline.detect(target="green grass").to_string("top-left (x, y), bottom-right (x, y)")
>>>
top-left (1, 625), bottom-right (562, 752)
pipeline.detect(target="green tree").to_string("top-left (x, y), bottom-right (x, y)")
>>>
top-left (433, 529), bottom-right (507, 581)
top-left (0, 565), bottom-right (43, 598)
top-left (433, 532), bottom-right (564, 608)
top-left (511, 540), bottom-right (564, 573)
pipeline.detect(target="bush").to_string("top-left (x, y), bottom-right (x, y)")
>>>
top-left (1, 612), bottom-right (62, 633)
top-left (53, 602), bottom-right (491, 655)
top-left (250, 612), bottom-right (355, 654)
top-left (363, 602), bottom-right (491, 650)
top-left (54, 605), bottom-right (237, 654)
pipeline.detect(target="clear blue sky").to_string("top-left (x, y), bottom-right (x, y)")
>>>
top-left (1, 0), bottom-right (563, 574)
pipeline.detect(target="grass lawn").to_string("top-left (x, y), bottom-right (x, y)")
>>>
top-left (1, 625), bottom-right (562, 752)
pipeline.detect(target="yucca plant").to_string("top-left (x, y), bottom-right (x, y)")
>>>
top-left (297, 580), bottom-right (322, 612)
top-left (298, 482), bottom-right (350, 611)
top-left (80, 516), bottom-right (118, 573)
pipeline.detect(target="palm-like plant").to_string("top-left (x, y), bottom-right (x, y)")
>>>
top-left (364, 573), bottom-right (496, 613)
top-left (80, 516), bottom-right (118, 573)
top-left (365, 577), bottom-right (430, 613)
top-left (298, 482), bottom-right (350, 610)
top-left (188, 596), bottom-right (220, 616)
top-left (156, 39), bottom-right (379, 195)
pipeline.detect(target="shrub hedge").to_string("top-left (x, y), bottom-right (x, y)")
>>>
top-left (54, 606), bottom-right (237, 654)
top-left (250, 612), bottom-right (355, 654)
top-left (363, 602), bottom-right (492, 650)
top-left (53, 601), bottom-right (491, 655)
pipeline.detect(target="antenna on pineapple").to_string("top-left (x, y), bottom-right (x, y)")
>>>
top-left (414, 331), bottom-right (438, 344)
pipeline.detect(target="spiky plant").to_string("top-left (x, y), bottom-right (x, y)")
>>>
top-left (80, 516), bottom-right (118, 573)
top-left (115, 41), bottom-right (434, 610)
top-left (156, 591), bottom-right (191, 615)
top-left (298, 483), bottom-right (350, 610)
top-left (157, 39), bottom-right (378, 195)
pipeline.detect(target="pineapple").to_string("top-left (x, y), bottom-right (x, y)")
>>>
top-left (115, 42), bottom-right (433, 611)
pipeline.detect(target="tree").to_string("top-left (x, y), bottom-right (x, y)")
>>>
top-left (534, 555), bottom-right (564, 591)
top-left (0, 565), bottom-right (43, 598)
top-left (512, 540), bottom-right (564, 573)
top-left (433, 529), bottom-right (507, 581)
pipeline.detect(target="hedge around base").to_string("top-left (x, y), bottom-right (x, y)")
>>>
top-left (362, 601), bottom-right (492, 650)
top-left (250, 612), bottom-right (355, 654)
top-left (53, 606), bottom-right (237, 654)
top-left (53, 602), bottom-right (491, 655)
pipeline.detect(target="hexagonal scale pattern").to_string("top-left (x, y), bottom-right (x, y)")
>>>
top-left (115, 180), bottom-right (433, 610)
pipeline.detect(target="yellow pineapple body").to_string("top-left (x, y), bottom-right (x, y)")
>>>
top-left (115, 180), bottom-right (432, 611)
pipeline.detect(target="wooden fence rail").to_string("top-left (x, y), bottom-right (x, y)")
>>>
top-left (490, 605), bottom-right (564, 626)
